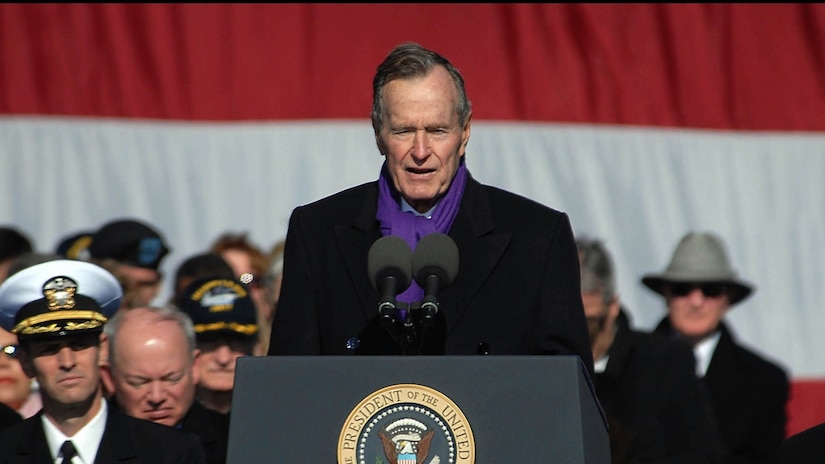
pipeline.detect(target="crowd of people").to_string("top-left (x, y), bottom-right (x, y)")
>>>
top-left (0, 220), bottom-right (282, 464)
top-left (0, 41), bottom-right (820, 463)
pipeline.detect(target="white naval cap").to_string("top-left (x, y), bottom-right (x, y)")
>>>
top-left (0, 259), bottom-right (122, 339)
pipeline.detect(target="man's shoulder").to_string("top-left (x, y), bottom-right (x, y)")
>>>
top-left (289, 181), bottom-right (377, 225)
top-left (719, 324), bottom-right (788, 382)
top-left (0, 414), bottom-right (39, 444)
top-left (184, 400), bottom-right (231, 432)
top-left (619, 324), bottom-right (697, 373)
top-left (96, 406), bottom-right (207, 463)
top-left (0, 416), bottom-right (48, 461)
top-left (478, 182), bottom-right (565, 215)
top-left (0, 402), bottom-right (21, 430)
top-left (470, 182), bottom-right (569, 234)
top-left (111, 409), bottom-right (199, 440)
top-left (299, 181), bottom-right (377, 210)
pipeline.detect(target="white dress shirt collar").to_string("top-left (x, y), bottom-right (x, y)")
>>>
top-left (42, 397), bottom-right (108, 464)
top-left (693, 330), bottom-right (722, 377)
top-left (594, 354), bottom-right (610, 373)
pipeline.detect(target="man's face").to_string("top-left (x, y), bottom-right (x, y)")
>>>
top-left (581, 289), bottom-right (621, 348)
top-left (665, 282), bottom-right (730, 343)
top-left (118, 264), bottom-right (162, 308)
top-left (376, 66), bottom-right (471, 214)
top-left (19, 332), bottom-right (104, 409)
top-left (197, 335), bottom-right (254, 393)
top-left (110, 311), bottom-right (198, 427)
top-left (581, 291), bottom-right (612, 342)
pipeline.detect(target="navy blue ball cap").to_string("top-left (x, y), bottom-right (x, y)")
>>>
top-left (55, 231), bottom-right (94, 260)
top-left (88, 219), bottom-right (170, 271)
top-left (178, 277), bottom-right (258, 340)
top-left (0, 259), bottom-right (122, 339)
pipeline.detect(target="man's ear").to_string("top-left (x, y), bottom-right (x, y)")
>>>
top-left (460, 111), bottom-right (473, 156)
top-left (191, 348), bottom-right (201, 384)
top-left (98, 332), bottom-right (110, 367)
top-left (375, 135), bottom-right (387, 157)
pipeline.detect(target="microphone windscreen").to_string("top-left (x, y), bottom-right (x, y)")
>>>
top-left (412, 233), bottom-right (459, 286)
top-left (367, 235), bottom-right (413, 290)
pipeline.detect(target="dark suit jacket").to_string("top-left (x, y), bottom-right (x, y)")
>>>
top-left (268, 175), bottom-right (594, 373)
top-left (597, 310), bottom-right (723, 464)
top-left (0, 401), bottom-right (207, 463)
top-left (111, 396), bottom-right (229, 464)
top-left (779, 421), bottom-right (825, 463)
top-left (181, 400), bottom-right (230, 464)
top-left (654, 319), bottom-right (789, 464)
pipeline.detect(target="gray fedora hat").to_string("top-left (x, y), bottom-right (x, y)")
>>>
top-left (641, 231), bottom-right (754, 305)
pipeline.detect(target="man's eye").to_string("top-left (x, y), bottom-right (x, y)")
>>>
top-left (126, 376), bottom-right (150, 388)
top-left (69, 341), bottom-right (93, 351)
top-left (40, 347), bottom-right (59, 356)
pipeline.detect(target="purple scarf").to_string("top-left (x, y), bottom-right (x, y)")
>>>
top-left (376, 158), bottom-right (467, 304)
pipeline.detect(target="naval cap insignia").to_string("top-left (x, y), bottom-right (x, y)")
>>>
top-left (42, 276), bottom-right (78, 310)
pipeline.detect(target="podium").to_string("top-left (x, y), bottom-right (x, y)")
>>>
top-left (227, 355), bottom-right (609, 463)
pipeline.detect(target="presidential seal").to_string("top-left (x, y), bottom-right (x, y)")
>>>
top-left (338, 384), bottom-right (475, 464)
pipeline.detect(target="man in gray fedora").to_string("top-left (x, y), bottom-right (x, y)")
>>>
top-left (643, 231), bottom-right (789, 464)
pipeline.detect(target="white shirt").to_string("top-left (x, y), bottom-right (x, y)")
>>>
top-left (693, 330), bottom-right (722, 377)
top-left (43, 398), bottom-right (107, 464)
top-left (594, 354), bottom-right (610, 373)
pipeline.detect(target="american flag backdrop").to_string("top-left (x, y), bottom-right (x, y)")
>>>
top-left (2, 3), bottom-right (824, 436)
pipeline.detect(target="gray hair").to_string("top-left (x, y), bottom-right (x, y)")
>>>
top-left (576, 236), bottom-right (616, 305)
top-left (104, 305), bottom-right (197, 369)
top-left (370, 42), bottom-right (472, 133)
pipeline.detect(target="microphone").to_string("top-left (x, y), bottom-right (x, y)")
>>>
top-left (412, 233), bottom-right (459, 325)
top-left (367, 235), bottom-right (413, 325)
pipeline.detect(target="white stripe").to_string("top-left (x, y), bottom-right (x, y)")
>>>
top-left (2, 116), bottom-right (823, 377)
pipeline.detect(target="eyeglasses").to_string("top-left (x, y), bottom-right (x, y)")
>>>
top-left (1, 344), bottom-right (19, 358)
top-left (669, 283), bottom-right (726, 298)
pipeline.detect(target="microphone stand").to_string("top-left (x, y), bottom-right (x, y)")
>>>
top-left (376, 302), bottom-right (418, 355)
top-left (400, 311), bottom-right (418, 355)
top-left (373, 302), bottom-right (442, 356)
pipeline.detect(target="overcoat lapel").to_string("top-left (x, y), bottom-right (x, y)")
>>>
top-left (439, 177), bottom-right (510, 333)
top-left (334, 183), bottom-right (382, 323)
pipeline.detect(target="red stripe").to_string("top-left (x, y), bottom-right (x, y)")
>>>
top-left (1, 4), bottom-right (824, 129)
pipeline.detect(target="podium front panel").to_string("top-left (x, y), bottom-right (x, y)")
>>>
top-left (227, 355), bottom-right (609, 463)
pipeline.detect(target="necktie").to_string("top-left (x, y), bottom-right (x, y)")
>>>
top-left (60, 440), bottom-right (77, 464)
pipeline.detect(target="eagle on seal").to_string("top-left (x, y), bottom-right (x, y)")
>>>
top-left (379, 429), bottom-right (434, 464)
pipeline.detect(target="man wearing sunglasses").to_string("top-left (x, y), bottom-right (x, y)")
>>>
top-left (643, 231), bottom-right (789, 464)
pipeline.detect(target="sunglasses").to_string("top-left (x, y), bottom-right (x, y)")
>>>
top-left (669, 283), bottom-right (726, 298)
top-left (1, 344), bottom-right (19, 358)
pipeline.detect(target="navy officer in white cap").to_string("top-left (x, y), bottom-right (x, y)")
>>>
top-left (0, 259), bottom-right (206, 463)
